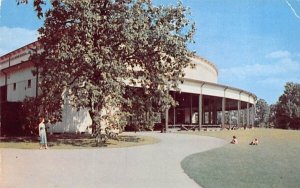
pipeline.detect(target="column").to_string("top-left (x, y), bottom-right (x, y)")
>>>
top-left (165, 108), bottom-right (169, 132)
top-left (208, 97), bottom-right (212, 125)
top-left (222, 97), bottom-right (226, 128)
top-left (190, 94), bottom-right (193, 124)
top-left (213, 98), bottom-right (218, 125)
top-left (198, 94), bottom-right (202, 131)
top-left (246, 103), bottom-right (250, 127)
top-left (242, 109), bottom-right (245, 127)
top-left (237, 100), bottom-right (241, 127)
top-left (173, 106), bottom-right (175, 127)
top-left (212, 98), bottom-right (215, 125)
top-left (251, 104), bottom-right (255, 127)
top-left (173, 92), bottom-right (176, 126)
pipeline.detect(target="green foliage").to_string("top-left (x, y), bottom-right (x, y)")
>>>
top-left (255, 98), bottom-right (270, 127)
top-left (274, 82), bottom-right (300, 129)
top-left (268, 104), bottom-right (276, 128)
top-left (30, 0), bottom-right (195, 132)
top-left (123, 86), bottom-right (172, 129)
top-left (19, 97), bottom-right (41, 135)
top-left (20, 96), bottom-right (63, 135)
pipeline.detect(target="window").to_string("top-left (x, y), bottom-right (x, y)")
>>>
top-left (13, 83), bottom-right (16, 91)
top-left (28, 79), bottom-right (31, 88)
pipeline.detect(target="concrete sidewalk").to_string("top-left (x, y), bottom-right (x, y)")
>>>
top-left (0, 132), bottom-right (226, 188)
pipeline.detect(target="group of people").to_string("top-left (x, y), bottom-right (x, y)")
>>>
top-left (230, 136), bottom-right (259, 145)
top-left (39, 116), bottom-right (261, 149)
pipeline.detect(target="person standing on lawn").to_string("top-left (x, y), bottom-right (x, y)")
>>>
top-left (38, 117), bottom-right (48, 149)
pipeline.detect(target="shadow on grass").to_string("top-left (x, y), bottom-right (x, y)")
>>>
top-left (0, 137), bottom-right (38, 143)
top-left (0, 134), bottom-right (142, 148)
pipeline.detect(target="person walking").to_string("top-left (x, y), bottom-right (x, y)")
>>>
top-left (39, 117), bottom-right (48, 149)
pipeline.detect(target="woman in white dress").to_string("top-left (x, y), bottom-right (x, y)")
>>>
top-left (39, 117), bottom-right (48, 149)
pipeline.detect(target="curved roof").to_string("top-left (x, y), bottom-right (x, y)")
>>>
top-left (181, 77), bottom-right (257, 103)
top-left (192, 55), bottom-right (219, 76)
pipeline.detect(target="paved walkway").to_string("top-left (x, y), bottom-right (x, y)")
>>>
top-left (0, 132), bottom-right (226, 188)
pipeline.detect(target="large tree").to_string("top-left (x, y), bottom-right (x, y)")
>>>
top-left (268, 104), bottom-right (277, 128)
top-left (255, 98), bottom-right (270, 127)
top-left (274, 82), bottom-right (300, 129)
top-left (31, 0), bottom-right (195, 132)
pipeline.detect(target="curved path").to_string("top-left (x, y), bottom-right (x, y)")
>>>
top-left (0, 132), bottom-right (226, 188)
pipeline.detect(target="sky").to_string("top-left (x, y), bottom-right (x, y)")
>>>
top-left (0, 0), bottom-right (300, 105)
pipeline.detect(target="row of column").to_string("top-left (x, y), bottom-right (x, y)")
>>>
top-left (165, 94), bottom-right (255, 131)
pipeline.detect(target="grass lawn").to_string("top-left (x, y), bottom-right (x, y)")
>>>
top-left (0, 133), bottom-right (159, 149)
top-left (181, 128), bottom-right (300, 188)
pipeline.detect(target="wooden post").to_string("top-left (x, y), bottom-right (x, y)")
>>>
top-left (247, 103), bottom-right (250, 128)
top-left (198, 94), bottom-right (202, 131)
top-left (251, 104), bottom-right (255, 127)
top-left (222, 97), bottom-right (226, 128)
top-left (165, 108), bottom-right (169, 132)
top-left (237, 100), bottom-right (241, 128)
top-left (190, 94), bottom-right (193, 124)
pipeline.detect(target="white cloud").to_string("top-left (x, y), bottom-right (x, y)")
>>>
top-left (220, 50), bottom-right (300, 81)
top-left (219, 51), bottom-right (300, 104)
top-left (0, 26), bottom-right (38, 56)
top-left (265, 50), bottom-right (291, 59)
top-left (259, 77), bottom-right (287, 85)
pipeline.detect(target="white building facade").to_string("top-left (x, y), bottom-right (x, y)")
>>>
top-left (0, 42), bottom-right (92, 135)
top-left (0, 42), bottom-right (256, 135)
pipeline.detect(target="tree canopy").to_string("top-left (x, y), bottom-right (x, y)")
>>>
top-left (274, 82), bottom-right (300, 129)
top-left (255, 98), bottom-right (270, 127)
top-left (31, 0), bottom-right (195, 131)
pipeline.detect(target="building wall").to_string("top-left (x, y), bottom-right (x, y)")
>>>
top-left (6, 67), bottom-right (36, 101)
top-left (178, 80), bottom-right (202, 94)
top-left (184, 56), bottom-right (218, 83)
top-left (201, 84), bottom-right (225, 97)
top-left (0, 44), bottom-right (92, 134)
top-left (0, 42), bottom-right (256, 132)
top-left (0, 74), bottom-right (5, 86)
top-left (50, 104), bottom-right (92, 134)
top-left (0, 50), bottom-right (31, 69)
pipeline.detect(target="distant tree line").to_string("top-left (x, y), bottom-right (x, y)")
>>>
top-left (256, 82), bottom-right (300, 130)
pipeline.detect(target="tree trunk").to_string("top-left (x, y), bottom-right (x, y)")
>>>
top-left (89, 110), bottom-right (97, 134)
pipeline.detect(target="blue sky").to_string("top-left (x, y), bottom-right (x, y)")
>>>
top-left (1, 0), bottom-right (300, 104)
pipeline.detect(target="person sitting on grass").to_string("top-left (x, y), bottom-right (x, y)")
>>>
top-left (230, 136), bottom-right (238, 144)
top-left (249, 138), bottom-right (259, 145)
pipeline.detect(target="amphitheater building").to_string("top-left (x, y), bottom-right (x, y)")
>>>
top-left (0, 41), bottom-right (256, 135)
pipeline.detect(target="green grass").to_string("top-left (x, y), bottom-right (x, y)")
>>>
top-left (181, 128), bottom-right (300, 188)
top-left (0, 133), bottom-right (159, 149)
